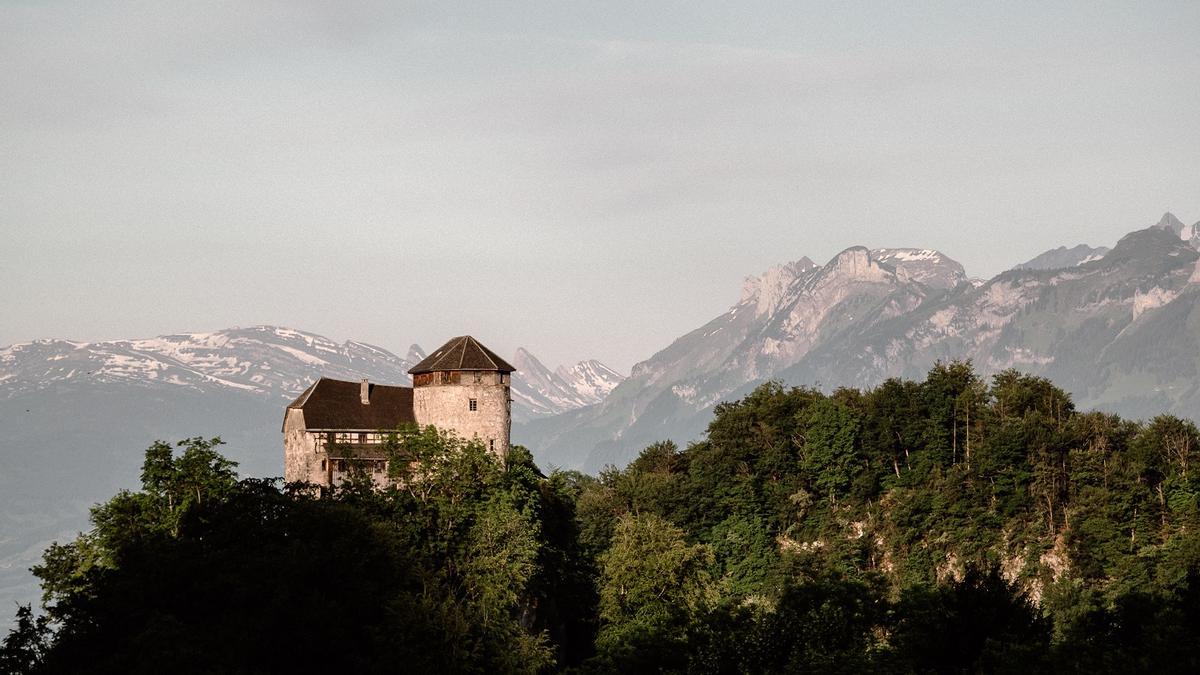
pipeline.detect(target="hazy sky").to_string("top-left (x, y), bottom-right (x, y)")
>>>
top-left (3, 1), bottom-right (1199, 371)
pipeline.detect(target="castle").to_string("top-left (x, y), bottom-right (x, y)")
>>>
top-left (282, 335), bottom-right (515, 488)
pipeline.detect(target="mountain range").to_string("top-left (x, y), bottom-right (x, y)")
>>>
top-left (511, 349), bottom-right (624, 418)
top-left (518, 213), bottom-right (1200, 471)
top-left (0, 326), bottom-right (622, 424)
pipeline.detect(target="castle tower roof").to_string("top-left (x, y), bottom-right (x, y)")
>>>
top-left (408, 335), bottom-right (516, 375)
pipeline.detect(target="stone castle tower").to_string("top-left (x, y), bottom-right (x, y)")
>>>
top-left (409, 335), bottom-right (515, 458)
top-left (282, 334), bottom-right (515, 488)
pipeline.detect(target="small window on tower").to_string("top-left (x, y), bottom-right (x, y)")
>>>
top-left (469, 398), bottom-right (478, 411)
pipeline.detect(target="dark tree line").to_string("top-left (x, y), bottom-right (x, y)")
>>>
top-left (5, 363), bottom-right (1200, 673)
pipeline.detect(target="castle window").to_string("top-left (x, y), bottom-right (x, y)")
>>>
top-left (469, 398), bottom-right (478, 411)
top-left (473, 372), bottom-right (483, 383)
top-left (321, 459), bottom-right (326, 471)
top-left (358, 432), bottom-right (367, 444)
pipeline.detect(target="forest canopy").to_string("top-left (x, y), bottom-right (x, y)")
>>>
top-left (5, 363), bottom-right (1200, 673)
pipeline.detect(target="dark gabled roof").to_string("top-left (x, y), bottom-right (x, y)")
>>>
top-left (286, 377), bottom-right (415, 430)
top-left (408, 335), bottom-right (516, 375)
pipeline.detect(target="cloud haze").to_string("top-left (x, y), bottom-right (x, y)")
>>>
top-left (3, 1), bottom-right (1199, 370)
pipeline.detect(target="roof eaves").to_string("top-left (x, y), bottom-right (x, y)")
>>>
top-left (482, 339), bottom-right (499, 369)
top-left (288, 378), bottom-right (322, 409)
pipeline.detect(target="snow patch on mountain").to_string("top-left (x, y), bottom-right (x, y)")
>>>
top-left (0, 327), bottom-right (624, 424)
top-left (0, 326), bottom-right (423, 401)
top-left (556, 360), bottom-right (623, 401)
top-left (872, 248), bottom-right (967, 288)
top-left (510, 348), bottom-right (625, 418)
top-left (1014, 244), bottom-right (1111, 271)
top-left (273, 344), bottom-right (330, 366)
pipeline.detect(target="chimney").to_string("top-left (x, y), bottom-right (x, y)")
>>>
top-left (360, 379), bottom-right (370, 405)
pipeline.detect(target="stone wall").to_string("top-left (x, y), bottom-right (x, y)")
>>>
top-left (413, 372), bottom-right (511, 459)
top-left (283, 408), bottom-right (324, 484)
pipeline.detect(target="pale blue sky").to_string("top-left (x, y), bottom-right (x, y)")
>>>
top-left (3, 1), bottom-right (1198, 371)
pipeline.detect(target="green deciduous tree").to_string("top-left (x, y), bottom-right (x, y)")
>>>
top-left (799, 396), bottom-right (861, 503)
top-left (594, 512), bottom-right (714, 669)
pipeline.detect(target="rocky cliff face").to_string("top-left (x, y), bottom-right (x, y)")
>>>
top-left (520, 213), bottom-right (1200, 472)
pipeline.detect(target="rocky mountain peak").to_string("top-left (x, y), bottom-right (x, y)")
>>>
top-left (824, 246), bottom-right (892, 282)
top-left (511, 346), bottom-right (542, 368)
top-left (405, 344), bottom-right (427, 363)
top-left (555, 360), bottom-right (625, 402)
top-left (1109, 223), bottom-right (1195, 261)
top-left (510, 348), bottom-right (625, 418)
top-left (1149, 212), bottom-right (1200, 248)
top-left (793, 256), bottom-right (818, 271)
top-left (1014, 244), bottom-right (1110, 271)
top-left (872, 248), bottom-right (967, 288)
top-left (1154, 212), bottom-right (1187, 236)
top-left (740, 256), bottom-right (817, 314)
